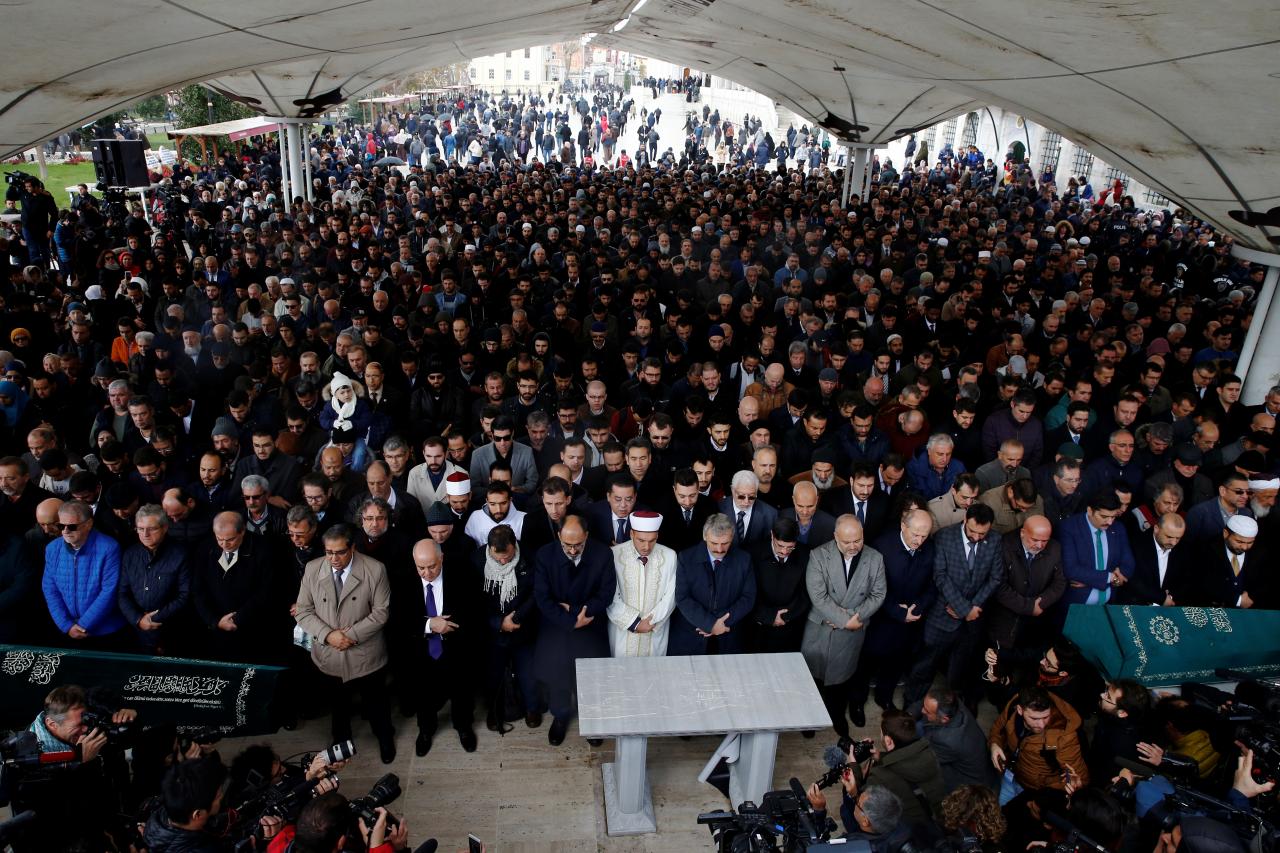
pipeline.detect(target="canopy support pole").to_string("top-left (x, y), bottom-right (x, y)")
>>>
top-left (303, 126), bottom-right (314, 203)
top-left (841, 147), bottom-right (854, 208)
top-left (278, 126), bottom-right (292, 215)
top-left (286, 123), bottom-right (305, 213)
top-left (1233, 245), bottom-right (1280, 403)
top-left (850, 145), bottom-right (869, 206)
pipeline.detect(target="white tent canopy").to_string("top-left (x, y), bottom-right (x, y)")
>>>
top-left (166, 117), bottom-right (283, 141)
top-left (2, 0), bottom-right (1277, 248)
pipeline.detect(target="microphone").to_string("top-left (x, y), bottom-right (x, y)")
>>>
top-left (822, 745), bottom-right (848, 769)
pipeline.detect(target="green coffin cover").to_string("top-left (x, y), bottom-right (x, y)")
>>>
top-left (1062, 605), bottom-right (1280, 687)
top-left (0, 645), bottom-right (284, 734)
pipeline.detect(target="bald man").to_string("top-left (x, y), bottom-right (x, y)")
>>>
top-left (851, 510), bottom-right (935, 721)
top-left (801, 514), bottom-right (887, 739)
top-left (779, 481), bottom-right (836, 546)
top-left (1120, 512), bottom-right (1188, 607)
top-left (987, 515), bottom-right (1064, 648)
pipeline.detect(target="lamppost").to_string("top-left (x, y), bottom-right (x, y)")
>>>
top-left (207, 99), bottom-right (214, 124)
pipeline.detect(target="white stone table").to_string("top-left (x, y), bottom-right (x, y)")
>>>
top-left (577, 652), bottom-right (830, 835)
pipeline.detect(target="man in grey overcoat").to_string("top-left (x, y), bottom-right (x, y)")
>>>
top-left (802, 514), bottom-right (887, 738)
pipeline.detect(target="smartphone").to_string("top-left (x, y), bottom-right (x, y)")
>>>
top-left (468, 834), bottom-right (483, 853)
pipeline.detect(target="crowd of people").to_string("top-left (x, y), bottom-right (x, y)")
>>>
top-left (3, 77), bottom-right (1279, 852)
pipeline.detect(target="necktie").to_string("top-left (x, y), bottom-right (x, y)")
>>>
top-left (1231, 553), bottom-right (1242, 577)
top-left (736, 510), bottom-right (746, 541)
top-left (844, 557), bottom-right (854, 585)
top-left (616, 517), bottom-right (628, 542)
top-left (425, 582), bottom-right (442, 659)
top-left (220, 551), bottom-right (236, 571)
top-left (333, 569), bottom-right (344, 602)
top-left (639, 555), bottom-right (648, 566)
top-left (684, 508), bottom-right (693, 524)
top-left (965, 540), bottom-right (975, 573)
top-left (855, 501), bottom-right (865, 524)
top-left (1094, 529), bottom-right (1105, 573)
top-left (712, 559), bottom-right (721, 572)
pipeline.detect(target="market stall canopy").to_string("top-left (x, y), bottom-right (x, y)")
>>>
top-left (166, 117), bottom-right (284, 142)
top-left (2, 0), bottom-right (1277, 247)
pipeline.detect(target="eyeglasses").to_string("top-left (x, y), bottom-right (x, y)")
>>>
top-left (1225, 487), bottom-right (1250, 496)
top-left (735, 494), bottom-right (757, 502)
top-left (324, 547), bottom-right (351, 557)
top-left (493, 435), bottom-right (513, 443)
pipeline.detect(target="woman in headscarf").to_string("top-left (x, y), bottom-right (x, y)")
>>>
top-left (319, 372), bottom-right (372, 439)
top-left (0, 379), bottom-right (32, 433)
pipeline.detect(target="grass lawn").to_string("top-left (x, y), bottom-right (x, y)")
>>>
top-left (2, 160), bottom-right (100, 200)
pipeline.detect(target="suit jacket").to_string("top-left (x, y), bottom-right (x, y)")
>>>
top-left (864, 532), bottom-right (935, 657)
top-left (987, 532), bottom-right (1066, 647)
top-left (801, 541), bottom-right (887, 683)
top-left (1057, 512), bottom-right (1136, 607)
top-left (668, 544), bottom-right (757, 656)
top-left (823, 487), bottom-right (891, 542)
top-left (1171, 540), bottom-right (1261, 608)
top-left (521, 504), bottom-right (565, 557)
top-left (469, 441), bottom-right (539, 494)
top-left (1117, 528), bottom-right (1187, 606)
top-left (719, 497), bottom-right (778, 548)
top-left (921, 524), bottom-right (1004, 646)
top-left (779, 507), bottom-right (837, 547)
top-left (658, 494), bottom-right (717, 552)
top-left (1183, 499), bottom-right (1251, 545)
top-left (585, 500), bottom-right (640, 546)
top-left (749, 540), bottom-right (811, 653)
top-left (295, 551), bottom-right (391, 682)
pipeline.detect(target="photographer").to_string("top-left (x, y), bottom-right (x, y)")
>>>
top-left (870, 709), bottom-right (948, 827)
top-left (6, 684), bottom-right (139, 850)
top-left (143, 756), bottom-right (235, 852)
top-left (6, 173), bottom-right (58, 268)
top-left (265, 791), bottom-right (410, 853)
top-left (805, 764), bottom-right (915, 853)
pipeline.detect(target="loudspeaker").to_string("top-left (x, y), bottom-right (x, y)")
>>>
top-left (90, 139), bottom-right (150, 188)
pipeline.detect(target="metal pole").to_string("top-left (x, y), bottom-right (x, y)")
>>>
top-left (851, 146), bottom-right (869, 205)
top-left (303, 125), bottom-right (314, 203)
top-left (35, 146), bottom-right (48, 183)
top-left (1233, 245), bottom-right (1280, 402)
top-left (278, 124), bottom-right (292, 215)
top-left (287, 123), bottom-right (305, 213)
top-left (862, 147), bottom-right (876, 200)
top-left (841, 147), bottom-right (854, 208)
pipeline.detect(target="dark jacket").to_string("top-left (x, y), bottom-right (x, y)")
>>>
top-left (472, 546), bottom-right (539, 647)
top-left (668, 544), bottom-right (757, 655)
top-left (916, 700), bottom-right (999, 791)
top-left (117, 539), bottom-right (190, 646)
top-left (749, 539), bottom-right (810, 652)
top-left (987, 532), bottom-right (1066, 648)
top-left (864, 531), bottom-right (936, 657)
top-left (143, 808), bottom-right (226, 853)
top-left (873, 738), bottom-right (947, 826)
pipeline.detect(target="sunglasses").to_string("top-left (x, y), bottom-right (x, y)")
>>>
top-left (58, 522), bottom-right (82, 531)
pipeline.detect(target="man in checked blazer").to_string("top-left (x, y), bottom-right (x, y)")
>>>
top-left (903, 502), bottom-right (1004, 710)
top-left (801, 513), bottom-right (887, 739)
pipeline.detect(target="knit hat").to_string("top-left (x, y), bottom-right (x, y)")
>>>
top-left (211, 417), bottom-right (237, 439)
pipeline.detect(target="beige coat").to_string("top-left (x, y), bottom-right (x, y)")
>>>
top-left (295, 551), bottom-right (391, 682)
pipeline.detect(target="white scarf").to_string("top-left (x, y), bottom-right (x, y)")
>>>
top-left (483, 545), bottom-right (521, 609)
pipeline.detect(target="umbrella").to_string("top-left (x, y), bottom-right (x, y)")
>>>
top-left (373, 156), bottom-right (405, 166)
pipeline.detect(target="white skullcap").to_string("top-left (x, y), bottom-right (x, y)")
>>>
top-left (629, 510), bottom-right (663, 533)
top-left (978, 250), bottom-right (992, 259)
top-left (1248, 478), bottom-right (1280, 491)
top-left (1226, 515), bottom-right (1259, 538)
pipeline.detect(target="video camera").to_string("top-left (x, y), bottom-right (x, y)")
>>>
top-left (3, 170), bottom-right (34, 186)
top-left (1183, 671), bottom-right (1280, 786)
top-left (697, 777), bottom-right (834, 853)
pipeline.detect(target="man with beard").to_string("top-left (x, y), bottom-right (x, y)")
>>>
top-left (475, 524), bottom-right (542, 731)
top-left (464, 481), bottom-right (526, 546)
top-left (210, 418), bottom-right (242, 472)
top-left (406, 436), bottom-right (465, 512)
top-left (534, 515), bottom-right (615, 746)
top-left (787, 449), bottom-right (846, 496)
top-left (190, 451), bottom-right (235, 514)
top-left (0, 456), bottom-right (56, 538)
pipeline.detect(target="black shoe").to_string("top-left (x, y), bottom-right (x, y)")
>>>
top-left (801, 730), bottom-right (816, 739)
top-left (380, 739), bottom-right (397, 764)
top-left (850, 706), bottom-right (866, 728)
top-left (587, 738), bottom-right (603, 747)
top-left (486, 712), bottom-right (500, 732)
top-left (415, 732), bottom-right (432, 757)
top-left (526, 711), bottom-right (543, 729)
top-left (549, 717), bottom-right (568, 746)
top-left (458, 729), bottom-right (478, 752)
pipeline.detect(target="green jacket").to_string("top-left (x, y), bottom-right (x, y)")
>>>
top-left (874, 738), bottom-right (947, 826)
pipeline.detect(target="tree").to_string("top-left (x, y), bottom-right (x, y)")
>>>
top-left (132, 95), bottom-right (170, 122)
top-left (171, 86), bottom-right (256, 161)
